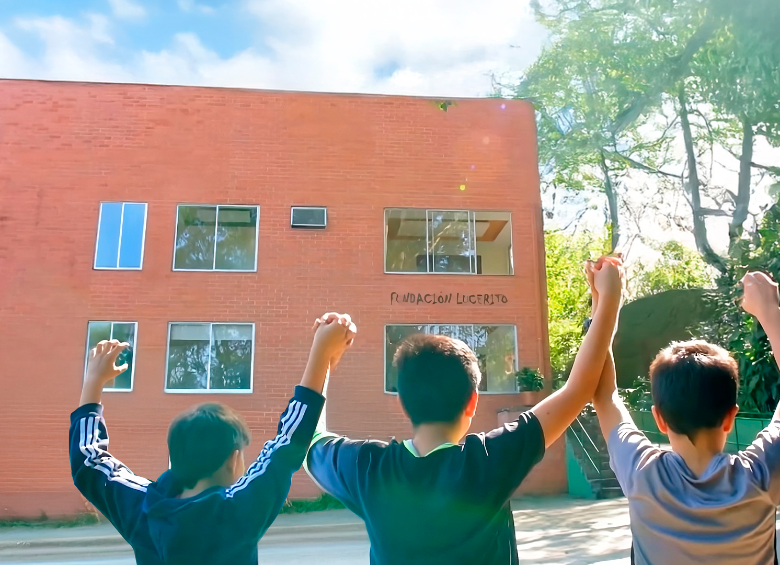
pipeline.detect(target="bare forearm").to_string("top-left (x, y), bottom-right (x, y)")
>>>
top-left (566, 302), bottom-right (619, 397)
top-left (592, 350), bottom-right (632, 440)
top-left (79, 380), bottom-right (104, 407)
top-left (757, 308), bottom-right (780, 420)
top-left (300, 355), bottom-right (330, 394)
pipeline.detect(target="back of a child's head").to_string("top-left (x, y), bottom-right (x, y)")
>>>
top-left (168, 403), bottom-right (251, 489)
top-left (649, 340), bottom-right (739, 440)
top-left (394, 334), bottom-right (481, 426)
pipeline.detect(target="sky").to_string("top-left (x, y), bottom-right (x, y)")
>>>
top-left (0, 0), bottom-right (548, 97)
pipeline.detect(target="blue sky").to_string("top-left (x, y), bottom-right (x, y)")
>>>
top-left (0, 0), bottom-right (548, 96)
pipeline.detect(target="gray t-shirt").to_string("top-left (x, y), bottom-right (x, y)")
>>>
top-left (609, 420), bottom-right (780, 565)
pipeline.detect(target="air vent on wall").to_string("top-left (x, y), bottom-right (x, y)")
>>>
top-left (291, 207), bottom-right (327, 229)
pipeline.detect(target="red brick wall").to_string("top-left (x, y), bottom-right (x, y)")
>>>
top-left (0, 79), bottom-right (553, 518)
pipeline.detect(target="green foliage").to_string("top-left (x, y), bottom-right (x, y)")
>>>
top-left (699, 202), bottom-right (780, 412)
top-left (516, 367), bottom-right (545, 392)
top-left (618, 376), bottom-right (653, 412)
top-left (632, 241), bottom-right (714, 298)
top-left (545, 230), bottom-right (609, 380)
top-left (279, 493), bottom-right (345, 515)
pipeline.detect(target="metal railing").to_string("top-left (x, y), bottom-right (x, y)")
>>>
top-left (567, 416), bottom-right (604, 477)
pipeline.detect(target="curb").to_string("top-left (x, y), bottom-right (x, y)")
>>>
top-left (0, 522), bottom-right (366, 551)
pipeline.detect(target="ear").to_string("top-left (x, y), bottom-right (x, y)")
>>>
top-left (651, 405), bottom-right (669, 435)
top-left (464, 391), bottom-right (479, 418)
top-left (227, 449), bottom-right (241, 473)
top-left (722, 405), bottom-right (739, 433)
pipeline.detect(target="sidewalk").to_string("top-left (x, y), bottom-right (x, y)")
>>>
top-left (0, 496), bottom-right (775, 564)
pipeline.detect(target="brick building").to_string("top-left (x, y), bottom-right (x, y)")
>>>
top-left (0, 79), bottom-right (565, 518)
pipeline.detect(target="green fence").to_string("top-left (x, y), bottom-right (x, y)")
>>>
top-left (630, 410), bottom-right (774, 452)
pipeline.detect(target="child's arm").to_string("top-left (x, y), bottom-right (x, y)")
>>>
top-left (71, 341), bottom-right (150, 537)
top-left (741, 272), bottom-right (780, 421)
top-left (592, 347), bottom-right (634, 442)
top-left (225, 314), bottom-right (355, 535)
top-left (531, 259), bottom-right (623, 448)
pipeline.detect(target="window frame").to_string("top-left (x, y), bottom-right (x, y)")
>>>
top-left (171, 204), bottom-right (260, 273)
top-left (83, 321), bottom-right (138, 393)
top-left (383, 208), bottom-right (514, 276)
top-left (383, 323), bottom-right (520, 395)
top-left (163, 321), bottom-right (256, 394)
top-left (93, 202), bottom-right (148, 271)
top-left (290, 206), bottom-right (328, 229)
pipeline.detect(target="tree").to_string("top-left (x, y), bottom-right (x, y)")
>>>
top-left (545, 229), bottom-right (610, 380)
top-left (631, 240), bottom-right (714, 298)
top-left (508, 0), bottom-right (780, 266)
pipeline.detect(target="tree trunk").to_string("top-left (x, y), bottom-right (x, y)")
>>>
top-left (678, 88), bottom-right (726, 272)
top-left (730, 117), bottom-right (754, 248)
top-left (599, 151), bottom-right (620, 252)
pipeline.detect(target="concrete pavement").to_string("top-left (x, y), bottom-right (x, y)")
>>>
top-left (0, 496), bottom-right (770, 564)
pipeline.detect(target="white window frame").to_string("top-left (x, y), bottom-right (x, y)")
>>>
top-left (164, 322), bottom-right (255, 394)
top-left (83, 321), bottom-right (138, 393)
top-left (93, 202), bottom-right (148, 270)
top-left (172, 204), bottom-right (260, 272)
top-left (383, 323), bottom-right (519, 395)
top-left (290, 206), bottom-right (328, 229)
top-left (383, 208), bottom-right (514, 275)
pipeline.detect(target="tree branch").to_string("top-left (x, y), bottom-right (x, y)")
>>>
top-left (678, 87), bottom-right (727, 273)
top-left (729, 117), bottom-right (754, 247)
top-left (603, 150), bottom-right (682, 178)
top-left (599, 150), bottom-right (620, 252)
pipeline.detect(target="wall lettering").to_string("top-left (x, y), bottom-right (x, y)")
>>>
top-left (390, 292), bottom-right (508, 306)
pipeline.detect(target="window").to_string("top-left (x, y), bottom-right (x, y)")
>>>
top-left (165, 323), bottom-right (254, 393)
top-left (85, 321), bottom-right (137, 391)
top-left (291, 207), bottom-right (327, 229)
top-left (385, 324), bottom-right (518, 394)
top-left (384, 209), bottom-right (513, 275)
top-left (173, 205), bottom-right (258, 271)
top-left (94, 202), bottom-right (147, 269)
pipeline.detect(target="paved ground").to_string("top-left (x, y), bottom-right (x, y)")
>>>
top-left (0, 495), bottom-right (769, 565)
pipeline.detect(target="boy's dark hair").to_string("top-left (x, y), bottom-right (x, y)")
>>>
top-left (649, 340), bottom-right (739, 441)
top-left (394, 334), bottom-right (482, 426)
top-left (168, 403), bottom-right (251, 489)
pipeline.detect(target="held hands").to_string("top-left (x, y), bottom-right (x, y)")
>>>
top-left (585, 255), bottom-right (624, 314)
top-left (86, 340), bottom-right (131, 386)
top-left (311, 313), bottom-right (357, 369)
top-left (741, 272), bottom-right (780, 321)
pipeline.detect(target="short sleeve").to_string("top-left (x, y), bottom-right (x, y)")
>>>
top-left (741, 420), bottom-right (780, 504)
top-left (607, 422), bottom-right (660, 496)
top-left (305, 432), bottom-right (383, 518)
top-left (482, 411), bottom-right (546, 500)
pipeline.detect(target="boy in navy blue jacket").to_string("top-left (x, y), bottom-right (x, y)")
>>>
top-left (70, 313), bottom-right (356, 565)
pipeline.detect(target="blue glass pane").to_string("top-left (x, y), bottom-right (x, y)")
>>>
top-left (118, 204), bottom-right (146, 269)
top-left (95, 203), bottom-right (122, 268)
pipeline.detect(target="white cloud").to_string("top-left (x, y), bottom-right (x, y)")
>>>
top-left (1, 0), bottom-right (545, 97)
top-left (107, 0), bottom-right (146, 20)
top-left (177, 0), bottom-right (216, 15)
top-left (10, 15), bottom-right (129, 82)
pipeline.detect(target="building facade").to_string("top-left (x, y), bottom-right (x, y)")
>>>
top-left (0, 79), bottom-right (564, 518)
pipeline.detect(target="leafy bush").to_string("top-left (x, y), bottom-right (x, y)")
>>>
top-left (516, 367), bottom-right (545, 392)
top-left (698, 201), bottom-right (780, 413)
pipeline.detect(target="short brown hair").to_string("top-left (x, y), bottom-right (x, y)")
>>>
top-left (649, 340), bottom-right (739, 440)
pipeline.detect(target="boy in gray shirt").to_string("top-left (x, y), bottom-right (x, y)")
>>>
top-left (592, 271), bottom-right (780, 565)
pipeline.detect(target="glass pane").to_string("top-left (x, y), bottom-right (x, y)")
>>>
top-left (428, 211), bottom-right (474, 273)
top-left (384, 209), bottom-right (428, 273)
top-left (210, 324), bottom-right (253, 390)
top-left (174, 206), bottom-right (217, 270)
top-left (87, 322), bottom-right (112, 350)
top-left (107, 323), bottom-right (136, 390)
top-left (474, 325), bottom-right (518, 393)
top-left (384, 325), bottom-right (426, 392)
top-left (474, 211), bottom-right (512, 275)
top-left (166, 324), bottom-right (210, 389)
top-left (95, 203), bottom-right (122, 268)
top-left (118, 204), bottom-right (146, 269)
top-left (215, 207), bottom-right (257, 271)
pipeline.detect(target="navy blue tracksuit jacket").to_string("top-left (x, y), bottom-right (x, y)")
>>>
top-left (69, 386), bottom-right (324, 565)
